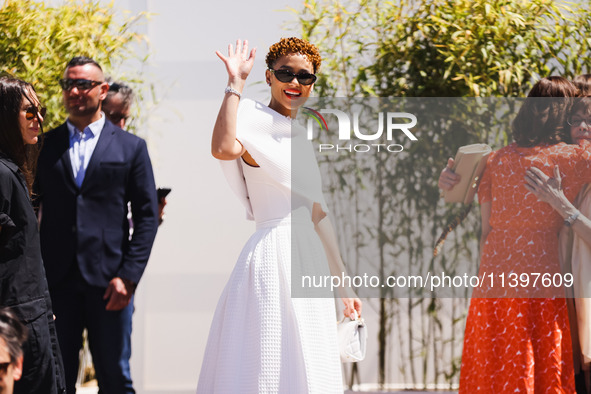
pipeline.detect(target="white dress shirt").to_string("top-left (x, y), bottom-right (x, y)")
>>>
top-left (67, 114), bottom-right (105, 187)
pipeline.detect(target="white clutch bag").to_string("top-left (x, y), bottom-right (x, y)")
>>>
top-left (337, 310), bottom-right (367, 362)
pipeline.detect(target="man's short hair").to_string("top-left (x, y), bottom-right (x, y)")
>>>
top-left (66, 56), bottom-right (102, 71)
top-left (0, 307), bottom-right (27, 364)
top-left (105, 78), bottom-right (134, 108)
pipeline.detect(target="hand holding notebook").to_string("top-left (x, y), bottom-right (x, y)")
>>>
top-left (442, 143), bottom-right (492, 204)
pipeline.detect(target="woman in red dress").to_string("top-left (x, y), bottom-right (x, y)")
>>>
top-left (452, 77), bottom-right (590, 392)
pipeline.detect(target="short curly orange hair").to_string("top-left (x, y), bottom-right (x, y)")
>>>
top-left (265, 37), bottom-right (321, 73)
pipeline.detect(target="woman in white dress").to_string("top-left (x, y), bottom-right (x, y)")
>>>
top-left (196, 38), bottom-right (362, 394)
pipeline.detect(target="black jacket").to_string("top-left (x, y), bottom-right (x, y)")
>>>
top-left (0, 153), bottom-right (66, 393)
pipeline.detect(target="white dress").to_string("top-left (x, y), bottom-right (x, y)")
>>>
top-left (196, 100), bottom-right (343, 394)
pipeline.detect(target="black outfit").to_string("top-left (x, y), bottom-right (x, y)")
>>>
top-left (0, 153), bottom-right (66, 393)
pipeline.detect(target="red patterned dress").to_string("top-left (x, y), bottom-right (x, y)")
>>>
top-left (459, 142), bottom-right (591, 393)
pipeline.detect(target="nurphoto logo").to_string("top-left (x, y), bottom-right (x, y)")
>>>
top-left (303, 107), bottom-right (418, 153)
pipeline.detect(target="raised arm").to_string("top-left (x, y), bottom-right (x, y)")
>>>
top-left (525, 165), bottom-right (591, 246)
top-left (211, 39), bottom-right (257, 161)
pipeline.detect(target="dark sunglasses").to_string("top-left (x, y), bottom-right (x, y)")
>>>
top-left (269, 69), bottom-right (317, 85)
top-left (25, 105), bottom-right (46, 121)
top-left (59, 78), bottom-right (103, 91)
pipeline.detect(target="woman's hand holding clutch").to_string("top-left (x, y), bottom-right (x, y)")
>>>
top-left (342, 297), bottom-right (362, 319)
top-left (438, 157), bottom-right (460, 191)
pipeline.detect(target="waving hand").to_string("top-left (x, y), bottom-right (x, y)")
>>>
top-left (216, 39), bottom-right (257, 87)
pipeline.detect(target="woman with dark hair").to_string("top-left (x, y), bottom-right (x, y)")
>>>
top-left (196, 38), bottom-right (361, 393)
top-left (0, 77), bottom-right (65, 393)
top-left (441, 76), bottom-right (590, 391)
top-left (460, 77), bottom-right (591, 392)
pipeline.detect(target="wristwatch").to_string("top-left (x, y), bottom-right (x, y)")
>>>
top-left (564, 210), bottom-right (581, 227)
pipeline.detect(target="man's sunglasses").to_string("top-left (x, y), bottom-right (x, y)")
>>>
top-left (269, 69), bottom-right (317, 86)
top-left (59, 78), bottom-right (103, 91)
top-left (25, 105), bottom-right (46, 121)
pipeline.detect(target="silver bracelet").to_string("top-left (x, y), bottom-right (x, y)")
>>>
top-left (224, 86), bottom-right (241, 99)
top-left (564, 210), bottom-right (581, 227)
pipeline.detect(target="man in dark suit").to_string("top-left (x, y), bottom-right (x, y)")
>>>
top-left (35, 57), bottom-right (158, 393)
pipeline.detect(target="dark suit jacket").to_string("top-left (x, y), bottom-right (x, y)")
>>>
top-left (36, 119), bottom-right (158, 288)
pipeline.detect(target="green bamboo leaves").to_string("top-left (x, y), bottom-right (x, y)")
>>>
top-left (0, 0), bottom-right (150, 130)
